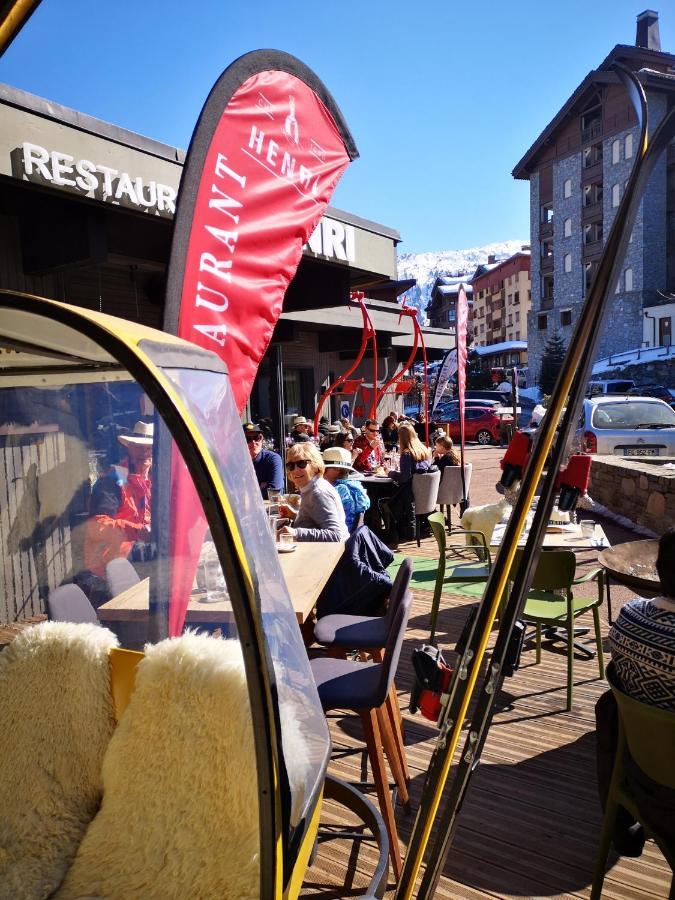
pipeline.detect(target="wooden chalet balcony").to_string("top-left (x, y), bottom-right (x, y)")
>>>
top-left (540, 254), bottom-right (554, 273)
top-left (540, 221), bottom-right (553, 239)
top-left (581, 119), bottom-right (602, 143)
top-left (582, 201), bottom-right (602, 221)
top-left (582, 160), bottom-right (602, 181)
top-left (541, 296), bottom-right (554, 310)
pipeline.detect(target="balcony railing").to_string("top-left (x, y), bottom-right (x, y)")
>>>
top-left (541, 254), bottom-right (554, 273)
top-left (581, 120), bottom-right (602, 143)
top-left (540, 221), bottom-right (553, 238)
top-left (541, 296), bottom-right (554, 310)
top-left (582, 201), bottom-right (602, 220)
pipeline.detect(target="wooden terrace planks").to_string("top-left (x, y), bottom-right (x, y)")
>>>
top-left (301, 534), bottom-right (673, 899)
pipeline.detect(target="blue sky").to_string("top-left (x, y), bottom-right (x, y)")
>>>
top-left (2, 1), bottom-right (673, 254)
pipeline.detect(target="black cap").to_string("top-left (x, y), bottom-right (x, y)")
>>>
top-left (243, 421), bottom-right (263, 436)
top-left (292, 433), bottom-right (310, 443)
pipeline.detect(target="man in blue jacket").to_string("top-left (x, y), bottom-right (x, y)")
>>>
top-left (244, 422), bottom-right (283, 499)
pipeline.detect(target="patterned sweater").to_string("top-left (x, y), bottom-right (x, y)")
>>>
top-left (609, 596), bottom-right (675, 711)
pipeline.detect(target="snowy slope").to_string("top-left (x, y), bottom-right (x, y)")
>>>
top-left (397, 239), bottom-right (528, 322)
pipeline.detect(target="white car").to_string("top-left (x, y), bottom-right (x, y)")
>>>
top-left (577, 396), bottom-right (675, 457)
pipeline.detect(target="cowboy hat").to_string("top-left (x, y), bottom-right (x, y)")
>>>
top-left (292, 416), bottom-right (309, 426)
top-left (322, 447), bottom-right (354, 470)
top-left (118, 420), bottom-right (154, 446)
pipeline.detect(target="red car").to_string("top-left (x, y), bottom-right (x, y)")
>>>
top-left (438, 406), bottom-right (513, 445)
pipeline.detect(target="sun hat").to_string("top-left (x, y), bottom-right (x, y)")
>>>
top-left (242, 421), bottom-right (264, 437)
top-left (322, 446), bottom-right (354, 471)
top-left (324, 423), bottom-right (341, 434)
top-left (118, 421), bottom-right (154, 447)
top-left (292, 416), bottom-right (308, 427)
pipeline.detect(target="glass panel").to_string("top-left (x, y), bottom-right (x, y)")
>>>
top-left (159, 366), bottom-right (330, 831)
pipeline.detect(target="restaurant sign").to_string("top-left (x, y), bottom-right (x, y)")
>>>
top-left (17, 141), bottom-right (177, 217)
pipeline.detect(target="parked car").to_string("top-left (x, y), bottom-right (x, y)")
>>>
top-left (466, 389), bottom-right (512, 406)
top-left (628, 384), bottom-right (675, 409)
top-left (437, 405), bottom-right (514, 446)
top-left (433, 398), bottom-right (501, 420)
top-left (576, 396), bottom-right (675, 456)
top-left (586, 379), bottom-right (636, 397)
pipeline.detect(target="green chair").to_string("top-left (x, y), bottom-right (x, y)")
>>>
top-left (591, 676), bottom-right (675, 899)
top-left (428, 511), bottom-right (492, 644)
top-left (514, 549), bottom-right (604, 711)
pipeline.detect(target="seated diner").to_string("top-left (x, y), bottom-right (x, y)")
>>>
top-left (321, 447), bottom-right (370, 531)
top-left (279, 442), bottom-right (348, 543)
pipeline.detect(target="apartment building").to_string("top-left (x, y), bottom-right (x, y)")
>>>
top-left (512, 10), bottom-right (675, 386)
top-left (471, 250), bottom-right (531, 348)
top-left (426, 275), bottom-right (472, 331)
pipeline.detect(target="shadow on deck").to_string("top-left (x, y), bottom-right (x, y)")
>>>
top-left (301, 534), bottom-right (673, 900)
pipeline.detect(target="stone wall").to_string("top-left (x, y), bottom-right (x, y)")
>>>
top-left (589, 455), bottom-right (675, 535)
top-left (593, 357), bottom-right (675, 385)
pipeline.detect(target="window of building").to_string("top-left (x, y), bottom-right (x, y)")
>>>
top-left (448, 308), bottom-right (456, 322)
top-left (564, 253), bottom-right (572, 273)
top-left (563, 178), bottom-right (572, 198)
top-left (612, 183), bottom-right (621, 207)
top-left (514, 291), bottom-right (520, 304)
top-left (508, 314), bottom-right (513, 326)
top-left (625, 267), bottom-right (633, 291)
top-left (582, 142), bottom-right (603, 169)
top-left (542, 273), bottom-right (554, 301)
top-left (564, 217), bottom-right (572, 237)
top-left (612, 139), bottom-right (620, 164)
top-left (625, 133), bottom-right (633, 159)
top-left (581, 96), bottom-right (602, 141)
top-left (584, 221), bottom-right (603, 245)
top-left (615, 273), bottom-right (622, 294)
top-left (515, 331), bottom-right (520, 339)
top-left (584, 261), bottom-right (598, 294)
top-left (541, 202), bottom-right (554, 225)
top-left (538, 314), bottom-right (548, 330)
top-left (516, 310), bottom-right (520, 323)
top-left (561, 309), bottom-right (572, 327)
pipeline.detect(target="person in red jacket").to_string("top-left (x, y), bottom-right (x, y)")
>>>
top-left (85, 421), bottom-right (153, 578)
top-left (352, 420), bottom-right (384, 473)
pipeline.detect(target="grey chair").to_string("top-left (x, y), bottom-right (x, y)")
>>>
top-left (310, 582), bottom-right (414, 879)
top-left (47, 584), bottom-right (99, 624)
top-left (105, 557), bottom-right (140, 597)
top-left (411, 469), bottom-right (441, 546)
top-left (436, 463), bottom-right (472, 531)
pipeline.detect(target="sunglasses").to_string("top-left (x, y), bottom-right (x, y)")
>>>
top-left (344, 437), bottom-right (354, 443)
top-left (286, 459), bottom-right (310, 471)
top-left (245, 434), bottom-right (263, 443)
top-left (366, 428), bottom-right (379, 434)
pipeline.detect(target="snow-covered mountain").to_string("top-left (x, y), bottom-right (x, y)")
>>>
top-left (397, 239), bottom-right (528, 322)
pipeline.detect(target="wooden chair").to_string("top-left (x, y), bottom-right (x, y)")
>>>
top-left (591, 673), bottom-right (675, 899)
top-left (310, 583), bottom-right (413, 879)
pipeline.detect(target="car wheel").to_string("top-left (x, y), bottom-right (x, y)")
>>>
top-left (476, 429), bottom-right (493, 446)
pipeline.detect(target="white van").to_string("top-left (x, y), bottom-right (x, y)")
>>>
top-left (587, 379), bottom-right (635, 397)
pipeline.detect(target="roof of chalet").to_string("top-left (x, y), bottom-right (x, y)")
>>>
top-left (471, 250), bottom-right (531, 283)
top-left (474, 340), bottom-right (527, 356)
top-left (512, 43), bottom-right (675, 180)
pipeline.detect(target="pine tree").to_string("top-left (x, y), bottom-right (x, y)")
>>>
top-left (539, 330), bottom-right (567, 395)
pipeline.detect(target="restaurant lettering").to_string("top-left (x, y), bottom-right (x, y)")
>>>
top-left (18, 142), bottom-right (177, 217)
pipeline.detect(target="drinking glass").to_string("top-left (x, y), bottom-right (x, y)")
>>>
top-left (580, 520), bottom-right (595, 539)
top-left (267, 489), bottom-right (281, 504)
top-left (278, 532), bottom-right (294, 549)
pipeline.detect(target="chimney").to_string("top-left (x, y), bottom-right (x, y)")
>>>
top-left (487, 254), bottom-right (496, 264)
top-left (636, 10), bottom-right (661, 51)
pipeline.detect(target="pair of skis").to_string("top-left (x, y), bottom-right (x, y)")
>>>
top-left (396, 65), bottom-right (675, 899)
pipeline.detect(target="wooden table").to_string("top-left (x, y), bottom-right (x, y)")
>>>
top-left (97, 541), bottom-right (344, 626)
top-left (490, 521), bottom-right (610, 551)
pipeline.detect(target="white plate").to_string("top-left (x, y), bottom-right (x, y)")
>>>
top-left (277, 544), bottom-right (297, 553)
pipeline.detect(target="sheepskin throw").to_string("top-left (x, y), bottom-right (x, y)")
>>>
top-left (460, 498), bottom-right (511, 546)
top-left (0, 621), bottom-right (118, 900)
top-left (57, 633), bottom-right (260, 900)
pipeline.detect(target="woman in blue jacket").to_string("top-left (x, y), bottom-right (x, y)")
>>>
top-left (321, 446), bottom-right (370, 532)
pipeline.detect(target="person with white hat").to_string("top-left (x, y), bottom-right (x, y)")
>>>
top-left (289, 415), bottom-right (312, 444)
top-left (322, 447), bottom-right (370, 532)
top-left (85, 420), bottom-right (153, 578)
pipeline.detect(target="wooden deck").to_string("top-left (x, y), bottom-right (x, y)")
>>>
top-left (302, 533), bottom-right (673, 899)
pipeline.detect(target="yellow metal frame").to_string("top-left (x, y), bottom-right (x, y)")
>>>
top-left (0, 290), bottom-right (321, 898)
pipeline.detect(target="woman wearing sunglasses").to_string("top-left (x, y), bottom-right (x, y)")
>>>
top-left (279, 442), bottom-right (348, 543)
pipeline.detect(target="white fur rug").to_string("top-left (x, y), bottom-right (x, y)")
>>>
top-left (0, 621), bottom-right (118, 900)
top-left (57, 633), bottom-right (260, 899)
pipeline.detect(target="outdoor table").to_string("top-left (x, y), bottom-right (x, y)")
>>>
top-left (97, 541), bottom-right (345, 627)
top-left (490, 521), bottom-right (610, 551)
